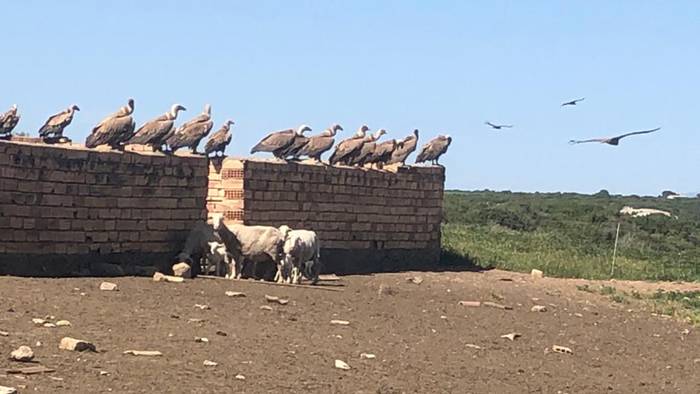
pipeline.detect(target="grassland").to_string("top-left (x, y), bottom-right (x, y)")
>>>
top-left (442, 190), bottom-right (700, 282)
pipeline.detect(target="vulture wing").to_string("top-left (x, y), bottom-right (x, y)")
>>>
top-left (250, 129), bottom-right (295, 153)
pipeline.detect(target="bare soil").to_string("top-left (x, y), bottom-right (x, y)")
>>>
top-left (1, 270), bottom-right (699, 393)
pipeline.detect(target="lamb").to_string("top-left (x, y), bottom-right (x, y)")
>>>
top-left (212, 214), bottom-right (286, 282)
top-left (174, 221), bottom-right (226, 277)
top-left (279, 225), bottom-right (322, 284)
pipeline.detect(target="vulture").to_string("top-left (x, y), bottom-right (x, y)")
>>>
top-left (167, 104), bottom-right (214, 154)
top-left (204, 120), bottom-right (235, 157)
top-left (277, 130), bottom-right (311, 160)
top-left (569, 127), bottom-right (660, 146)
top-left (0, 104), bottom-right (20, 138)
top-left (294, 123), bottom-right (343, 162)
top-left (485, 122), bottom-right (513, 130)
top-left (38, 104), bottom-right (80, 142)
top-left (562, 97), bottom-right (585, 106)
top-left (328, 125), bottom-right (369, 165)
top-left (85, 98), bottom-right (136, 150)
top-left (415, 135), bottom-right (452, 165)
top-left (365, 138), bottom-right (398, 169)
top-left (387, 129), bottom-right (419, 166)
top-left (128, 104), bottom-right (186, 151)
top-left (250, 124), bottom-right (312, 159)
top-left (350, 129), bottom-right (387, 166)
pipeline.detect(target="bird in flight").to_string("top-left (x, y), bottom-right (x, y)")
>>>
top-left (485, 121), bottom-right (513, 130)
top-left (562, 98), bottom-right (585, 106)
top-left (569, 127), bottom-right (660, 146)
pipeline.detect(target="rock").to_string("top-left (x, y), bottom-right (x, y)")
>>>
top-left (500, 333), bottom-right (521, 341)
top-left (153, 272), bottom-right (184, 283)
top-left (172, 263), bottom-right (192, 278)
top-left (465, 344), bottom-right (482, 350)
top-left (35, 341), bottom-right (42, 347)
top-left (225, 291), bottom-right (246, 297)
top-left (530, 269), bottom-right (544, 279)
top-left (531, 305), bottom-right (548, 312)
top-left (458, 301), bottom-right (481, 307)
top-left (203, 360), bottom-right (218, 367)
top-left (5, 365), bottom-right (55, 375)
top-left (59, 337), bottom-right (96, 352)
top-left (235, 374), bottom-right (246, 380)
top-left (100, 370), bottom-right (110, 376)
top-left (265, 295), bottom-right (289, 305)
top-left (32, 318), bottom-right (46, 325)
top-left (552, 345), bottom-right (573, 354)
top-left (483, 301), bottom-right (512, 310)
top-left (10, 346), bottom-right (34, 362)
top-left (259, 305), bottom-right (273, 311)
top-left (360, 353), bottom-right (376, 359)
top-left (0, 385), bottom-right (17, 394)
top-left (193, 304), bottom-right (210, 310)
top-left (56, 320), bottom-right (71, 327)
top-left (216, 330), bottom-right (228, 336)
top-left (335, 359), bottom-right (351, 370)
top-left (99, 282), bottom-right (118, 291)
top-left (123, 350), bottom-right (162, 357)
top-left (330, 320), bottom-right (350, 326)
top-left (406, 276), bottom-right (424, 285)
top-left (43, 322), bottom-right (56, 328)
top-left (195, 337), bottom-right (209, 343)
top-left (0, 330), bottom-right (8, 336)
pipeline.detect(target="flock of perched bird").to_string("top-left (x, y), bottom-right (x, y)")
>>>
top-left (0, 100), bottom-right (452, 167)
top-left (485, 97), bottom-right (661, 146)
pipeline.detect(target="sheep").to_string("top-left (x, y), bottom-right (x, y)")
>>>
top-left (174, 221), bottom-right (224, 277)
top-left (279, 225), bottom-right (322, 284)
top-left (205, 241), bottom-right (231, 277)
top-left (211, 214), bottom-right (286, 282)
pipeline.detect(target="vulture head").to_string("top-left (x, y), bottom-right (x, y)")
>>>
top-left (224, 119), bottom-right (235, 129)
top-left (70, 104), bottom-right (80, 112)
top-left (374, 129), bottom-right (387, 140)
top-left (354, 124), bottom-right (369, 138)
top-left (170, 104), bottom-right (186, 118)
top-left (296, 124), bottom-right (312, 135)
top-left (125, 98), bottom-right (135, 114)
top-left (203, 104), bottom-right (212, 116)
top-left (11, 104), bottom-right (17, 112)
top-left (413, 129), bottom-right (419, 138)
top-left (331, 123), bottom-right (343, 134)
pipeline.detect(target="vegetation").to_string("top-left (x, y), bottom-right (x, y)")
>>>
top-left (442, 190), bottom-right (700, 281)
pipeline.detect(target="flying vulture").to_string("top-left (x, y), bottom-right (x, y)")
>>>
top-left (0, 104), bottom-right (20, 138)
top-left (167, 104), bottom-right (214, 154)
top-left (85, 98), bottom-right (136, 150)
top-left (250, 124), bottom-right (312, 159)
top-left (294, 123), bottom-right (343, 162)
top-left (485, 122), bottom-right (513, 130)
top-left (204, 120), bottom-right (235, 157)
top-left (415, 135), bottom-right (452, 165)
top-left (387, 129), bottom-right (419, 166)
top-left (329, 125), bottom-right (369, 165)
top-left (350, 129), bottom-right (387, 166)
top-left (38, 104), bottom-right (80, 143)
top-left (562, 97), bottom-right (585, 106)
top-left (569, 128), bottom-right (660, 146)
top-left (364, 139), bottom-right (398, 169)
top-left (128, 104), bottom-right (186, 151)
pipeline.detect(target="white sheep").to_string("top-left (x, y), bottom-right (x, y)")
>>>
top-left (212, 214), bottom-right (286, 282)
top-left (279, 225), bottom-right (321, 284)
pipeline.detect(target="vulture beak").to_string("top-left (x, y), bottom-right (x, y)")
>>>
top-left (73, 105), bottom-right (81, 111)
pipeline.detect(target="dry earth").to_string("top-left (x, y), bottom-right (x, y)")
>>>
top-left (0, 270), bottom-right (699, 393)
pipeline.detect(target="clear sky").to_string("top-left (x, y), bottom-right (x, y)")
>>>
top-left (2, 1), bottom-right (698, 195)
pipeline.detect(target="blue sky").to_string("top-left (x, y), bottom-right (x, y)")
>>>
top-left (2, 1), bottom-right (698, 195)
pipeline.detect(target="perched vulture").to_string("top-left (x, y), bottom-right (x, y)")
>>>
top-left (277, 131), bottom-right (311, 160)
top-left (485, 122), bottom-right (513, 130)
top-left (295, 123), bottom-right (343, 162)
top-left (167, 104), bottom-right (214, 153)
top-left (38, 104), bottom-right (80, 142)
top-left (0, 104), bottom-right (20, 138)
top-left (569, 127), bottom-right (660, 146)
top-left (415, 135), bottom-right (452, 165)
top-left (350, 129), bottom-right (387, 166)
top-left (329, 125), bottom-right (369, 165)
top-left (204, 120), bottom-right (235, 157)
top-left (365, 139), bottom-right (398, 169)
top-left (128, 104), bottom-right (186, 151)
top-left (250, 124), bottom-right (311, 159)
top-left (85, 98), bottom-right (136, 150)
top-left (387, 129), bottom-right (419, 165)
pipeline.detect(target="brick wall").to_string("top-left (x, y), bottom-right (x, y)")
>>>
top-left (0, 140), bottom-right (208, 276)
top-left (208, 158), bottom-right (444, 274)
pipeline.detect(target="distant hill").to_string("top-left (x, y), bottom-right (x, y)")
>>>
top-left (442, 190), bottom-right (700, 281)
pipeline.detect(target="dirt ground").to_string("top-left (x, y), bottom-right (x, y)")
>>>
top-left (1, 270), bottom-right (699, 393)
